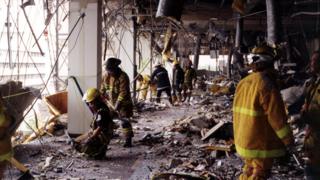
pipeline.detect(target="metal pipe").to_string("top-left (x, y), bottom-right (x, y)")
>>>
top-left (235, 13), bottom-right (243, 48)
top-left (294, 0), bottom-right (319, 5)
top-left (7, 0), bottom-right (12, 69)
top-left (55, 0), bottom-right (59, 92)
top-left (266, 0), bottom-right (282, 45)
top-left (150, 32), bottom-right (154, 100)
top-left (291, 11), bottom-right (320, 17)
top-left (21, 7), bottom-right (45, 56)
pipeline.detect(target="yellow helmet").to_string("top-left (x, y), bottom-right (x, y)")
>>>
top-left (251, 45), bottom-right (275, 57)
top-left (250, 45), bottom-right (275, 64)
top-left (82, 88), bottom-right (100, 103)
top-left (173, 60), bottom-right (179, 65)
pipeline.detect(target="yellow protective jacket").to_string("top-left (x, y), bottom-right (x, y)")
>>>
top-left (184, 67), bottom-right (196, 85)
top-left (100, 71), bottom-right (132, 105)
top-left (137, 75), bottom-right (151, 100)
top-left (138, 75), bottom-right (151, 90)
top-left (304, 76), bottom-right (320, 127)
top-left (100, 71), bottom-right (133, 107)
top-left (303, 76), bottom-right (320, 165)
top-left (0, 104), bottom-right (12, 162)
top-left (233, 70), bottom-right (293, 159)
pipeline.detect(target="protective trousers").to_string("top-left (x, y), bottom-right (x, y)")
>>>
top-left (304, 129), bottom-right (320, 179)
top-left (239, 158), bottom-right (273, 180)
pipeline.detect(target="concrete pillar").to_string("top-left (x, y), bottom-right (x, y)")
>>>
top-left (68, 1), bottom-right (101, 134)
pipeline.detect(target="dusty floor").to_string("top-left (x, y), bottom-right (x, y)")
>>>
top-left (4, 103), bottom-right (197, 179)
top-left (4, 97), bottom-right (305, 180)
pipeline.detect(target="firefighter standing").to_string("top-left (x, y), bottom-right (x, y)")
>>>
top-left (301, 51), bottom-right (320, 179)
top-left (183, 60), bottom-right (197, 102)
top-left (100, 57), bottom-right (133, 147)
top-left (75, 88), bottom-right (114, 159)
top-left (172, 60), bottom-right (184, 103)
top-left (233, 45), bottom-right (294, 179)
top-left (151, 62), bottom-right (173, 104)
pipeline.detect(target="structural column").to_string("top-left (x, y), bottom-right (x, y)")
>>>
top-left (68, 1), bottom-right (101, 134)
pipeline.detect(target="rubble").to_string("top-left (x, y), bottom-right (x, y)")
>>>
top-left (6, 83), bottom-right (306, 179)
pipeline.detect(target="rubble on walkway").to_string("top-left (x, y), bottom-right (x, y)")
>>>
top-left (6, 81), bottom-right (307, 179)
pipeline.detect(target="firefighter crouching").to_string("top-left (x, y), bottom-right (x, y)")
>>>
top-left (233, 45), bottom-right (294, 179)
top-left (74, 88), bottom-right (113, 159)
top-left (137, 74), bottom-right (151, 101)
top-left (301, 50), bottom-right (320, 179)
top-left (100, 57), bottom-right (133, 147)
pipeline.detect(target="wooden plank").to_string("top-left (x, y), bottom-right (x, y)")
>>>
top-left (201, 121), bottom-right (225, 141)
top-left (203, 144), bottom-right (232, 152)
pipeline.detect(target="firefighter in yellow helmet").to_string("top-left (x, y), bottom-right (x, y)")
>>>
top-left (137, 74), bottom-right (151, 101)
top-left (100, 57), bottom-right (133, 147)
top-left (74, 88), bottom-right (114, 159)
top-left (233, 45), bottom-right (294, 179)
top-left (301, 51), bottom-right (320, 179)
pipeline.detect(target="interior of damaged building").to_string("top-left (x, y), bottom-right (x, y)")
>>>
top-left (0, 0), bottom-right (320, 179)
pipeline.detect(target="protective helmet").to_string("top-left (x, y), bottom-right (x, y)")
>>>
top-left (250, 45), bottom-right (275, 64)
top-left (104, 57), bottom-right (121, 71)
top-left (173, 60), bottom-right (179, 65)
top-left (154, 60), bottom-right (163, 68)
top-left (82, 88), bottom-right (100, 103)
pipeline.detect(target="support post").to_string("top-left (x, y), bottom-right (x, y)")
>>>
top-left (68, 1), bottom-right (100, 134)
top-left (150, 32), bottom-right (154, 99)
top-left (235, 13), bottom-right (243, 48)
top-left (132, 16), bottom-right (138, 103)
top-left (193, 34), bottom-right (201, 70)
top-left (266, 0), bottom-right (281, 45)
top-left (150, 32), bottom-right (154, 75)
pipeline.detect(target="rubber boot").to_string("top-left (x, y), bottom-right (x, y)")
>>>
top-left (123, 137), bottom-right (132, 148)
top-left (172, 95), bottom-right (177, 104)
top-left (18, 170), bottom-right (34, 180)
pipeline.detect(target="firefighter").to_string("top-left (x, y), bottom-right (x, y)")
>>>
top-left (75, 88), bottom-right (114, 159)
top-left (100, 57), bottom-right (133, 147)
top-left (182, 60), bottom-right (197, 102)
top-left (137, 74), bottom-right (151, 101)
top-left (172, 60), bottom-right (184, 104)
top-left (233, 45), bottom-right (294, 180)
top-left (301, 51), bottom-right (320, 179)
top-left (151, 62), bottom-right (173, 104)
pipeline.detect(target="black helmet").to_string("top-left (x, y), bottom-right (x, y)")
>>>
top-left (104, 57), bottom-right (121, 71)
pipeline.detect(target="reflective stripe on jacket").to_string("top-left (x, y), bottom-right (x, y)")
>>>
top-left (233, 71), bottom-right (293, 158)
